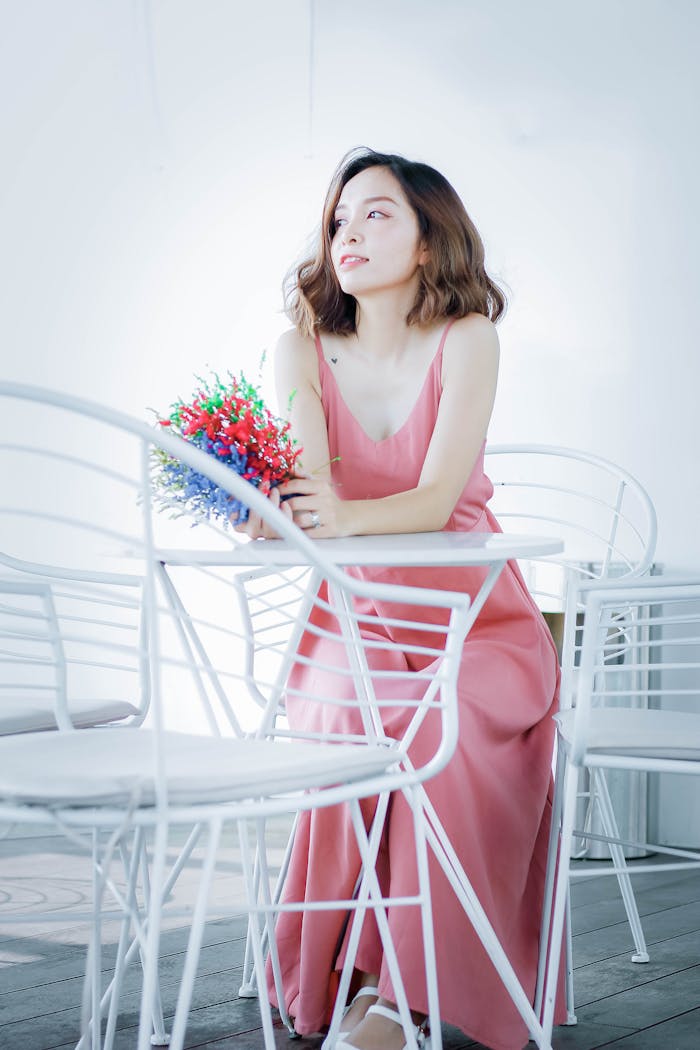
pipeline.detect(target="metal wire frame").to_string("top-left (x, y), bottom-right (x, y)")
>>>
top-left (0, 572), bottom-right (161, 1041)
top-left (484, 443), bottom-right (658, 1019)
top-left (224, 564), bottom-right (563, 1049)
top-left (484, 443), bottom-right (657, 603)
top-left (0, 381), bottom-right (478, 1050)
top-left (539, 578), bottom-right (700, 1044)
top-left (0, 574), bottom-right (151, 733)
top-left (159, 556), bottom-right (559, 1049)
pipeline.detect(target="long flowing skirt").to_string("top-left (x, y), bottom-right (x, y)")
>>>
top-left (267, 556), bottom-right (563, 1050)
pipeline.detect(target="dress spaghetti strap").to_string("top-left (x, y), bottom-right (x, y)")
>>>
top-left (313, 330), bottom-right (325, 368)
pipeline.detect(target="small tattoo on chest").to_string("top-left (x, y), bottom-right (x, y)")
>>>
top-left (330, 357), bottom-right (338, 364)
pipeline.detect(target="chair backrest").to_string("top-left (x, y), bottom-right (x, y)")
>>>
top-left (567, 579), bottom-right (700, 772)
top-left (0, 577), bottom-right (67, 730)
top-left (0, 572), bottom-right (148, 734)
top-left (232, 564), bottom-right (316, 722)
top-left (0, 382), bottom-right (471, 794)
top-left (484, 444), bottom-right (657, 658)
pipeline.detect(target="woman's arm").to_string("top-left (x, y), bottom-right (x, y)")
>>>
top-left (235, 328), bottom-right (328, 539)
top-left (278, 314), bottom-right (499, 537)
top-left (274, 328), bottom-right (333, 481)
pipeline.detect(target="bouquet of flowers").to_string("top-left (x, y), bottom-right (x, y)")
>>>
top-left (152, 371), bottom-right (301, 527)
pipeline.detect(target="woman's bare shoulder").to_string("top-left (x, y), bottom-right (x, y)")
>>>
top-left (442, 314), bottom-right (500, 380)
top-left (275, 327), bottom-right (316, 355)
top-left (275, 327), bottom-right (317, 366)
top-left (447, 312), bottom-right (499, 343)
top-left (274, 328), bottom-right (320, 391)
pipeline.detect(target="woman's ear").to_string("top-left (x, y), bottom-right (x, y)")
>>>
top-left (418, 242), bottom-right (430, 266)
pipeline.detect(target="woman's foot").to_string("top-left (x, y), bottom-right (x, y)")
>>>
top-left (337, 999), bottom-right (428, 1050)
top-left (338, 976), bottom-right (380, 1035)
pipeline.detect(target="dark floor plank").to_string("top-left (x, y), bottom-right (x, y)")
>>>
top-left (575, 964), bottom-right (700, 1031)
top-left (574, 939), bottom-right (700, 1006)
top-left (573, 900), bottom-right (700, 967)
top-left (0, 916), bottom-right (248, 997)
top-left (592, 1006), bottom-right (700, 1048)
top-left (570, 879), bottom-right (700, 939)
top-left (548, 1020), bottom-right (636, 1050)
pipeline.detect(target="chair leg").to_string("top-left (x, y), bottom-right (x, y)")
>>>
top-left (563, 890), bottom-right (577, 1025)
top-left (237, 818), bottom-right (279, 1050)
top-left (347, 797), bottom-right (423, 1050)
top-left (238, 848), bottom-right (263, 998)
top-left (410, 789), bottom-right (443, 1050)
top-left (80, 827), bottom-right (104, 1050)
top-left (323, 793), bottom-right (392, 1050)
top-left (169, 818), bottom-right (223, 1050)
top-left (534, 737), bottom-right (566, 1020)
top-left (137, 821), bottom-right (169, 1050)
top-left (239, 812), bottom-right (298, 1000)
top-left (253, 816), bottom-right (296, 1036)
top-left (83, 823), bottom-right (202, 1050)
top-left (137, 835), bottom-right (171, 1044)
top-left (591, 769), bottom-right (649, 962)
top-left (541, 762), bottom-right (579, 1046)
top-left (103, 831), bottom-right (148, 1050)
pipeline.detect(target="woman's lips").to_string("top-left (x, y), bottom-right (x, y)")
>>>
top-left (339, 255), bottom-right (368, 268)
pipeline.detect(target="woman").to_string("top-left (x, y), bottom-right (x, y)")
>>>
top-left (240, 148), bottom-right (561, 1050)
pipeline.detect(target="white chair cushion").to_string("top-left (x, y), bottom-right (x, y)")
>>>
top-left (555, 708), bottom-right (700, 761)
top-left (0, 698), bottom-right (140, 735)
top-left (0, 728), bottom-right (400, 806)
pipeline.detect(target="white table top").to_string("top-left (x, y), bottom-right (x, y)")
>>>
top-left (157, 531), bottom-right (563, 568)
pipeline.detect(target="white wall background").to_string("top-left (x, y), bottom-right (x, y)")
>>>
top-left (1, 0), bottom-right (698, 572)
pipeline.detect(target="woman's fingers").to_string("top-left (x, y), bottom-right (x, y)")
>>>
top-left (278, 477), bottom-right (318, 499)
top-left (231, 481), bottom-right (332, 538)
top-left (247, 510), bottom-right (264, 537)
top-left (231, 488), bottom-right (282, 538)
top-left (233, 509), bottom-right (259, 534)
top-left (284, 495), bottom-right (316, 515)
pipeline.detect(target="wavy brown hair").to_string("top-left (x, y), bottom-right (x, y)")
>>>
top-left (285, 147), bottom-right (506, 336)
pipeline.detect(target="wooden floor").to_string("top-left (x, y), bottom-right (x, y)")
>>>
top-left (1, 820), bottom-right (698, 1050)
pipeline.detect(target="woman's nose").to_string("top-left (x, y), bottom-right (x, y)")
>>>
top-left (341, 222), bottom-right (361, 244)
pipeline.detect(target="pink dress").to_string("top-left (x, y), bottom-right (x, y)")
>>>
top-left (268, 320), bottom-right (563, 1050)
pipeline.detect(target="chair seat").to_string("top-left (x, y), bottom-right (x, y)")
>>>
top-left (555, 708), bottom-right (700, 761)
top-left (0, 697), bottom-right (140, 734)
top-left (0, 727), bottom-right (401, 807)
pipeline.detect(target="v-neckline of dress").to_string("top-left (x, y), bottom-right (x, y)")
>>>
top-left (318, 319), bottom-right (454, 446)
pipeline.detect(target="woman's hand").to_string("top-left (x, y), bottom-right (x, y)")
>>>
top-left (232, 485), bottom-right (293, 540)
top-left (277, 473), bottom-right (346, 538)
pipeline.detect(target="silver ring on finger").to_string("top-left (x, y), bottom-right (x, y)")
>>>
top-left (310, 511), bottom-right (321, 529)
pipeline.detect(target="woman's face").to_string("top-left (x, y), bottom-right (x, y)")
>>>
top-left (330, 166), bottom-right (428, 298)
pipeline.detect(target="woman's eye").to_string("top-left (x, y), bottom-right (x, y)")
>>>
top-left (333, 217), bottom-right (346, 229)
top-left (368, 210), bottom-right (386, 219)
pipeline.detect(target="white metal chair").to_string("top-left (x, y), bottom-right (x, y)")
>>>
top-left (0, 571), bottom-right (165, 1043)
top-left (484, 443), bottom-right (657, 609)
top-left (158, 548), bottom-right (566, 1050)
top-left (0, 572), bottom-right (173, 1047)
top-left (540, 576), bottom-right (700, 1044)
top-left (0, 575), bottom-right (148, 734)
top-left (484, 443), bottom-right (657, 1016)
top-left (0, 381), bottom-right (474, 1050)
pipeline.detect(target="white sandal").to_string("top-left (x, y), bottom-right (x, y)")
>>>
top-left (321, 986), bottom-right (380, 1049)
top-left (335, 1001), bottom-right (431, 1050)
top-left (343, 984), bottom-right (380, 1017)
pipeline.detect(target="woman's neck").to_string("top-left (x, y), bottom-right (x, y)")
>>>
top-left (353, 283), bottom-right (421, 360)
